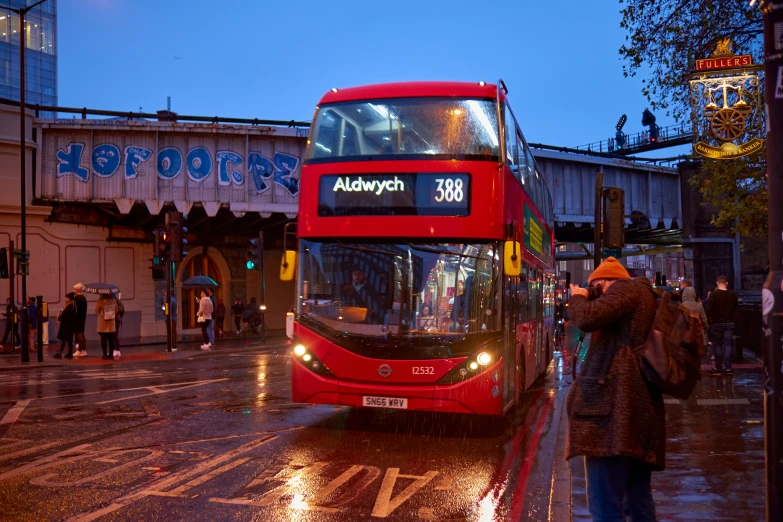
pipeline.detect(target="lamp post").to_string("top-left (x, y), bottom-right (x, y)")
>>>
top-left (2, 0), bottom-right (49, 362)
top-left (757, 1), bottom-right (783, 520)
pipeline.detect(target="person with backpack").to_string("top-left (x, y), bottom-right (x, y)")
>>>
top-left (95, 293), bottom-right (118, 360)
top-left (681, 287), bottom-right (709, 349)
top-left (705, 275), bottom-right (739, 376)
top-left (566, 257), bottom-right (662, 521)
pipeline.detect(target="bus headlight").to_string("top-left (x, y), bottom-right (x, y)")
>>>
top-left (477, 352), bottom-right (492, 366)
top-left (302, 353), bottom-right (312, 362)
top-left (468, 361), bottom-right (479, 371)
top-left (294, 344), bottom-right (306, 356)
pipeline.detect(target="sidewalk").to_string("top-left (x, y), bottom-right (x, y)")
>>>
top-left (569, 365), bottom-right (765, 521)
top-left (0, 334), bottom-right (292, 370)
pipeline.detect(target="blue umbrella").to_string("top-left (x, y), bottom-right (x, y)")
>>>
top-left (75, 282), bottom-right (120, 295)
top-left (182, 276), bottom-right (219, 289)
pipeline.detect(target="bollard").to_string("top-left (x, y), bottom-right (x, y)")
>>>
top-left (36, 295), bottom-right (43, 362)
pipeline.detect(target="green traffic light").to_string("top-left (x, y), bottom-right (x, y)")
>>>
top-left (246, 260), bottom-right (256, 270)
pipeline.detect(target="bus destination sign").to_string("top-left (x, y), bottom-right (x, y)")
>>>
top-left (318, 173), bottom-right (470, 217)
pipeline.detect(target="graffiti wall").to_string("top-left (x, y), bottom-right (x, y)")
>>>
top-left (37, 120), bottom-right (309, 213)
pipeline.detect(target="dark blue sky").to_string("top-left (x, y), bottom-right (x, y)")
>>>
top-left (58, 0), bottom-right (672, 150)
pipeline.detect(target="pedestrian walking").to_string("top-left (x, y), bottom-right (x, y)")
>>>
top-left (197, 289), bottom-right (213, 350)
top-left (113, 294), bottom-right (124, 359)
top-left (207, 288), bottom-right (216, 345)
top-left (54, 292), bottom-right (77, 358)
top-left (215, 298), bottom-right (226, 338)
top-left (705, 275), bottom-right (739, 377)
top-left (232, 298), bottom-right (244, 335)
top-left (26, 297), bottom-right (38, 352)
top-left (566, 257), bottom-right (663, 521)
top-left (95, 293), bottom-right (118, 360)
top-left (72, 285), bottom-right (88, 357)
top-left (2, 297), bottom-right (20, 348)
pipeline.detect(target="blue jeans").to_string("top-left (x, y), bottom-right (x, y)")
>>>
top-left (207, 319), bottom-right (215, 344)
top-left (585, 456), bottom-right (656, 522)
top-left (709, 322), bottom-right (735, 370)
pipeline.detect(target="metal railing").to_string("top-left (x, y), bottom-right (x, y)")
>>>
top-left (573, 123), bottom-right (693, 155)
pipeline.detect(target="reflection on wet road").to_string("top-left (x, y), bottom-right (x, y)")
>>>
top-left (0, 350), bottom-right (565, 521)
top-left (0, 347), bottom-right (766, 521)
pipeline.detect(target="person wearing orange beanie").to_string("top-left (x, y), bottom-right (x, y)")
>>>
top-left (565, 256), bottom-right (662, 521)
top-left (586, 256), bottom-right (631, 286)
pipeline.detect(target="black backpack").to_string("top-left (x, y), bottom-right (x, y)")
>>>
top-left (634, 287), bottom-right (704, 400)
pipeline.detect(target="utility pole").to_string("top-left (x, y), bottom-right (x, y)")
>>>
top-left (594, 171), bottom-right (604, 269)
top-left (760, 1), bottom-right (783, 520)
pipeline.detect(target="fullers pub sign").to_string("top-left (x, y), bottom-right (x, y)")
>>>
top-left (688, 39), bottom-right (765, 160)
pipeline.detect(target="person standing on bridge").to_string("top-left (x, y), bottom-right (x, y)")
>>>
top-left (566, 257), bottom-right (663, 521)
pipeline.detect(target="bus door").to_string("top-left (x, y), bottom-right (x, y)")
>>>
top-left (503, 276), bottom-right (518, 408)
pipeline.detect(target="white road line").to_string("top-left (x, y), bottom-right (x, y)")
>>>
top-left (66, 435), bottom-right (279, 522)
top-left (0, 399), bottom-right (31, 425)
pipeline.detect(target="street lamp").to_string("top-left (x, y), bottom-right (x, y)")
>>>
top-left (1, 0), bottom-right (48, 362)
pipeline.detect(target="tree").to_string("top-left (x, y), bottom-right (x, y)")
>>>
top-left (619, 0), bottom-right (766, 237)
top-left (619, 0), bottom-right (763, 120)
top-left (689, 149), bottom-right (768, 237)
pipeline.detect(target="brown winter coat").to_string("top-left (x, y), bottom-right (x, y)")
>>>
top-left (95, 297), bottom-right (118, 333)
top-left (565, 277), bottom-right (666, 469)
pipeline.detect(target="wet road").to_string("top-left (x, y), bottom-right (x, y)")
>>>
top-left (0, 348), bottom-right (569, 521)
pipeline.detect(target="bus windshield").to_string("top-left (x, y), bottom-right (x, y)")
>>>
top-left (297, 240), bottom-right (500, 341)
top-left (306, 98), bottom-right (500, 163)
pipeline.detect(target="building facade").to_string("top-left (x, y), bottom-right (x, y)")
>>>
top-left (0, 1), bottom-right (57, 116)
top-left (0, 102), bottom-right (304, 342)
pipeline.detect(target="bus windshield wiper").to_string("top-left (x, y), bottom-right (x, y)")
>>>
top-left (404, 241), bottom-right (483, 260)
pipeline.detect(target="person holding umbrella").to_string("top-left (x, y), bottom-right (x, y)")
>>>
top-left (197, 289), bottom-right (213, 350)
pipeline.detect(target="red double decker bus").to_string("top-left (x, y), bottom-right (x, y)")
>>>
top-left (281, 81), bottom-right (555, 415)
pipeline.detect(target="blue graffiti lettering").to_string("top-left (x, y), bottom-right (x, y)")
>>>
top-left (56, 143), bottom-right (89, 182)
top-left (273, 152), bottom-right (300, 197)
top-left (216, 151), bottom-right (244, 186)
top-left (157, 147), bottom-right (183, 180)
top-left (92, 144), bottom-right (121, 178)
top-left (248, 151), bottom-right (274, 193)
top-left (187, 147), bottom-right (212, 182)
top-left (124, 146), bottom-right (152, 179)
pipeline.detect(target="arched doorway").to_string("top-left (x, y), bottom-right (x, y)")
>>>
top-left (179, 253), bottom-right (225, 330)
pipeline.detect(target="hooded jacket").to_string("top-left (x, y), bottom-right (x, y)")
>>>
top-left (566, 277), bottom-right (665, 469)
top-left (681, 287), bottom-right (709, 344)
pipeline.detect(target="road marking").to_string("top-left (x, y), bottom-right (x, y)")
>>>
top-left (30, 449), bottom-right (163, 487)
top-left (434, 475), bottom-right (454, 490)
top-left (0, 444), bottom-right (95, 481)
top-left (140, 398), bottom-right (160, 417)
top-left (168, 457), bottom-right (251, 494)
top-left (0, 441), bottom-right (60, 463)
top-left (306, 465), bottom-right (364, 507)
top-left (95, 379), bottom-right (230, 405)
top-left (66, 435), bottom-right (278, 522)
top-left (371, 469), bottom-right (438, 518)
top-left (664, 399), bottom-right (682, 405)
top-left (30, 378), bottom-right (229, 402)
top-left (0, 399), bottom-right (31, 425)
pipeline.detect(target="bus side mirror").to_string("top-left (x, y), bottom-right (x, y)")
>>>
top-left (280, 250), bottom-right (297, 281)
top-left (504, 241), bottom-right (522, 276)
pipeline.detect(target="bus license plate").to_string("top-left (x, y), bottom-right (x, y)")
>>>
top-left (362, 396), bottom-right (408, 409)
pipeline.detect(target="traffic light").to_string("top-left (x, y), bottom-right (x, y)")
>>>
top-left (603, 187), bottom-right (625, 249)
top-left (168, 211), bottom-right (188, 263)
top-left (642, 108), bottom-right (659, 142)
top-left (0, 248), bottom-right (8, 279)
top-left (15, 250), bottom-right (29, 276)
top-left (247, 236), bottom-right (260, 270)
